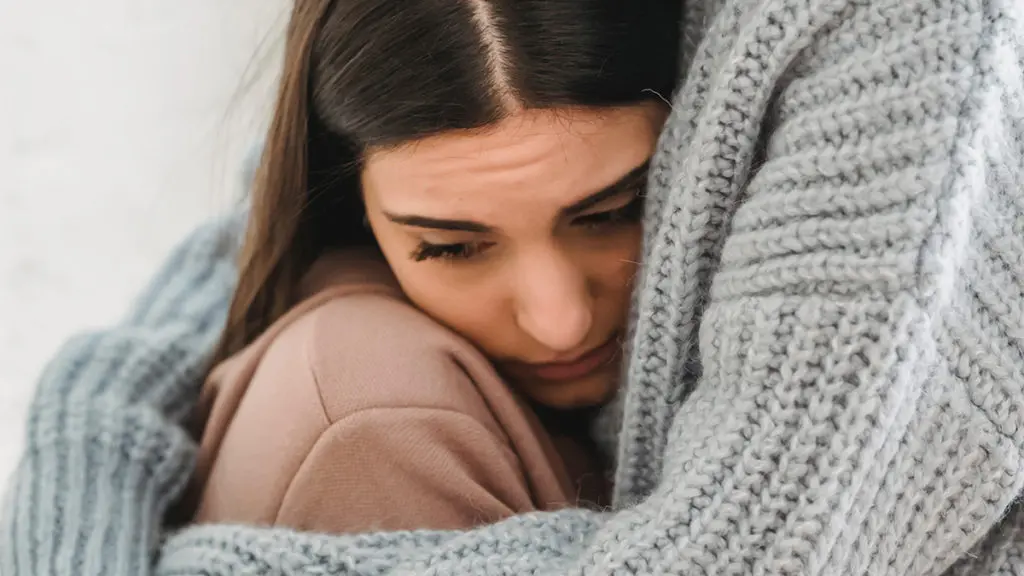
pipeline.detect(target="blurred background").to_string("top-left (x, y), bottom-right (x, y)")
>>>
top-left (0, 0), bottom-right (288, 482)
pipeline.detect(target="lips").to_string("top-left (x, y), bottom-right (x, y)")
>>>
top-left (512, 335), bottom-right (621, 382)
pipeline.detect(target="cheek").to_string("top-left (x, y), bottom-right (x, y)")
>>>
top-left (590, 226), bottom-right (642, 283)
top-left (370, 224), bottom-right (514, 357)
top-left (383, 257), bottom-right (511, 355)
top-left (583, 228), bottom-right (642, 320)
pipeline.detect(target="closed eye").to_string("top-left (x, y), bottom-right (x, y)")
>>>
top-left (411, 240), bottom-right (494, 262)
top-left (573, 194), bottom-right (644, 228)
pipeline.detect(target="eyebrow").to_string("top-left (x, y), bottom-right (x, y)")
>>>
top-left (383, 159), bottom-right (651, 233)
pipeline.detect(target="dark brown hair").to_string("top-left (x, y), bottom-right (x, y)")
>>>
top-left (213, 0), bottom-right (682, 364)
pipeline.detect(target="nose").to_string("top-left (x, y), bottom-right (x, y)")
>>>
top-left (514, 249), bottom-right (593, 354)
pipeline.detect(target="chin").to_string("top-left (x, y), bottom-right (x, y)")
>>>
top-left (527, 370), bottom-right (618, 409)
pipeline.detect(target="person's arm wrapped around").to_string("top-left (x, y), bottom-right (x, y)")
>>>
top-left (0, 213), bottom-right (244, 576)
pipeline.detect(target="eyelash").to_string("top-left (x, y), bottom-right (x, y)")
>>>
top-left (574, 193), bottom-right (645, 228)
top-left (411, 186), bottom-right (645, 263)
top-left (411, 241), bottom-right (488, 262)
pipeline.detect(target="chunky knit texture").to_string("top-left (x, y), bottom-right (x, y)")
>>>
top-left (4, 0), bottom-right (1024, 574)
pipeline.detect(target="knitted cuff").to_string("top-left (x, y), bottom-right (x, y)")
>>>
top-left (2, 402), bottom-right (196, 576)
top-left (30, 320), bottom-right (223, 422)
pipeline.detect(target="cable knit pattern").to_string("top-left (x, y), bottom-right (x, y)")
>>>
top-left (3, 0), bottom-right (1024, 574)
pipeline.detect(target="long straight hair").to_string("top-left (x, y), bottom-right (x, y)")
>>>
top-left (213, 0), bottom-right (682, 365)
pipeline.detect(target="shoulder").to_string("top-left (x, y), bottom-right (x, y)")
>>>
top-left (276, 402), bottom-right (534, 533)
top-left (264, 288), bottom-right (503, 431)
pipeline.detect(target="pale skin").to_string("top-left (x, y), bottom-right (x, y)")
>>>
top-left (361, 103), bottom-right (668, 408)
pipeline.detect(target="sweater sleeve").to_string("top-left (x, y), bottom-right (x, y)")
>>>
top-left (0, 212), bottom-right (244, 576)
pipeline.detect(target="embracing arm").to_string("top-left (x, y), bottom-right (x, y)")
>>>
top-left (0, 212), bottom-right (244, 576)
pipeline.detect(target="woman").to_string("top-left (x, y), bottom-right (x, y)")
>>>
top-left (4, 0), bottom-right (1024, 575)
top-left (173, 0), bottom-right (677, 533)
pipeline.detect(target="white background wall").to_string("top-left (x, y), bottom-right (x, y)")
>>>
top-left (0, 0), bottom-right (287, 484)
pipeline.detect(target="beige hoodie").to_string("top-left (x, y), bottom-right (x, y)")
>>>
top-left (181, 250), bottom-right (606, 534)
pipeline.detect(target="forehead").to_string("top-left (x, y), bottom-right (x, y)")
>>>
top-left (361, 105), bottom-right (663, 221)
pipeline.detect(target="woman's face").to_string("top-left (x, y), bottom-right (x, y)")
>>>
top-left (361, 103), bottom-right (667, 408)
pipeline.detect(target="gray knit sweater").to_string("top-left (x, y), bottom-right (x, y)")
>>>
top-left (4, 0), bottom-right (1024, 573)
